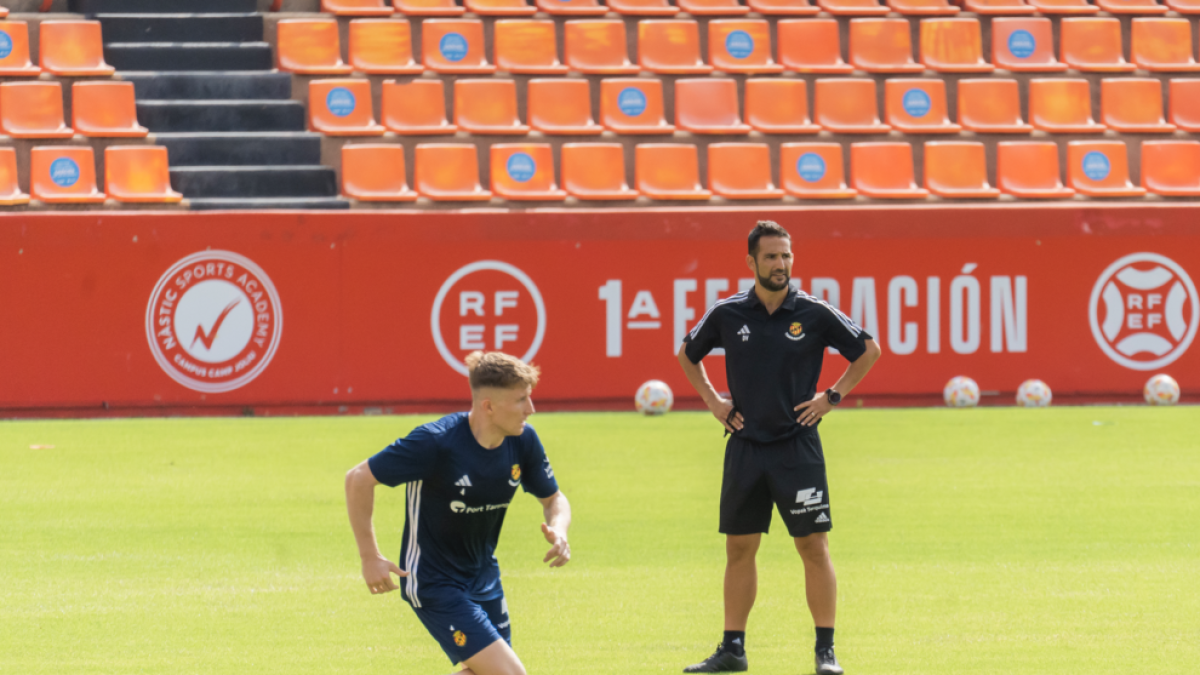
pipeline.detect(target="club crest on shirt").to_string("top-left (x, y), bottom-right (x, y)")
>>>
top-left (453, 630), bottom-right (467, 647)
top-left (509, 464), bottom-right (522, 486)
top-left (787, 322), bottom-right (805, 341)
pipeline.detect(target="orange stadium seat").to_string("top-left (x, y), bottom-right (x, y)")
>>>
top-left (679, 0), bottom-right (751, 14)
top-left (638, 21), bottom-right (713, 74)
top-left (1165, 0), bottom-right (1200, 12)
top-left (0, 22), bottom-right (40, 76)
top-left (780, 143), bottom-right (857, 198)
top-left (39, 21), bottom-right (115, 77)
top-left (341, 144), bottom-right (418, 201)
top-left (564, 20), bottom-right (640, 75)
top-left (454, 79), bottom-right (529, 135)
top-left (494, 20), bottom-right (568, 74)
top-left (606, 0), bottom-right (680, 14)
top-left (600, 79), bottom-right (675, 134)
top-left (778, 19), bottom-right (853, 73)
top-left (1101, 78), bottom-right (1175, 132)
top-left (0, 82), bottom-right (72, 138)
top-left (393, 0), bottom-right (465, 15)
top-left (382, 79), bottom-right (456, 135)
top-left (537, 0), bottom-right (608, 14)
top-left (103, 146), bottom-right (183, 204)
top-left (0, 147), bottom-right (29, 205)
top-left (708, 144), bottom-right (784, 199)
top-left (818, 0), bottom-right (890, 15)
top-left (996, 141), bottom-right (1074, 197)
top-left (1027, 0), bottom-right (1099, 12)
top-left (849, 18), bottom-right (925, 73)
top-left (30, 146), bottom-right (105, 203)
top-left (963, 0), bottom-right (1036, 13)
top-left (1140, 140), bottom-right (1200, 196)
top-left (71, 81), bottom-right (148, 138)
top-left (561, 143), bottom-right (639, 200)
top-left (490, 144), bottom-right (566, 200)
top-left (813, 78), bottom-right (891, 133)
top-left (957, 78), bottom-right (1033, 132)
top-left (0, 7), bottom-right (6, 18)
top-left (322, 0), bottom-right (393, 15)
top-left (888, 0), bottom-right (960, 15)
top-left (527, 79), bottom-right (603, 135)
top-left (1060, 18), bottom-right (1135, 72)
top-left (465, 0), bottom-right (537, 16)
top-left (923, 141), bottom-right (1000, 198)
top-left (635, 144), bottom-right (711, 200)
top-left (675, 78), bottom-right (751, 134)
top-left (276, 20), bottom-right (352, 74)
top-left (1169, 79), bottom-right (1200, 131)
top-left (748, 0), bottom-right (821, 14)
top-left (348, 20), bottom-right (423, 75)
top-left (709, 21), bottom-right (782, 74)
top-left (745, 79), bottom-right (821, 134)
top-left (414, 144), bottom-right (492, 201)
top-left (422, 20), bottom-right (495, 74)
top-left (920, 18), bottom-right (994, 73)
top-left (1131, 19), bottom-right (1200, 72)
top-left (885, 79), bottom-right (961, 133)
top-left (308, 79), bottom-right (385, 136)
top-left (1065, 141), bottom-right (1146, 197)
top-left (991, 18), bottom-right (1066, 72)
top-left (1029, 78), bottom-right (1105, 133)
top-left (1096, 0), bottom-right (1168, 13)
top-left (850, 143), bottom-right (929, 199)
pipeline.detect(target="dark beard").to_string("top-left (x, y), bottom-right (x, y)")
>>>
top-left (757, 268), bottom-right (790, 292)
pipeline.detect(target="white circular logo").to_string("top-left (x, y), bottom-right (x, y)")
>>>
top-left (430, 261), bottom-right (546, 376)
top-left (145, 251), bottom-right (283, 392)
top-left (1088, 252), bottom-right (1198, 371)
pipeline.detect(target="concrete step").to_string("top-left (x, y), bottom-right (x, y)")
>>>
top-left (96, 14), bottom-right (263, 44)
top-left (138, 100), bottom-right (306, 132)
top-left (121, 71), bottom-right (292, 101)
top-left (105, 42), bottom-right (273, 72)
top-left (170, 165), bottom-right (339, 198)
top-left (154, 132), bottom-right (322, 166)
top-left (188, 197), bottom-right (351, 210)
top-left (70, 0), bottom-right (259, 13)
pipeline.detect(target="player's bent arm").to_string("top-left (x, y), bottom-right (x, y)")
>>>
top-left (344, 460), bottom-right (406, 594)
top-left (537, 491), bottom-right (572, 568)
top-left (677, 344), bottom-right (743, 433)
top-left (831, 338), bottom-right (881, 396)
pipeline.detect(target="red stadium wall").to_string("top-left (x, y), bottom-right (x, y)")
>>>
top-left (2, 204), bottom-right (1198, 416)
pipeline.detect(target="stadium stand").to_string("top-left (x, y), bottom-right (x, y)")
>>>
top-left (744, 79), bottom-right (821, 134)
top-left (923, 141), bottom-right (1001, 198)
top-left (0, 21), bottom-right (41, 76)
top-left (674, 79), bottom-right (752, 134)
top-left (464, 0), bottom-right (538, 17)
top-left (489, 144), bottom-right (567, 200)
top-left (599, 79), bottom-right (675, 134)
top-left (413, 144), bottom-right (493, 201)
top-left (30, 146), bottom-right (105, 204)
top-left (1141, 140), bottom-right (1200, 196)
top-left (849, 142), bottom-right (930, 199)
top-left (1170, 79), bottom-right (1200, 131)
top-left (72, 82), bottom-right (149, 137)
top-left (635, 144), bottom-right (712, 200)
top-left (40, 20), bottom-right (115, 76)
top-left (777, 19), bottom-right (854, 73)
top-left (536, 0), bottom-right (609, 16)
top-left (708, 144), bottom-right (785, 200)
top-left (493, 20), bottom-right (568, 74)
top-left (990, 18), bottom-right (1067, 71)
top-left (0, 149), bottom-right (30, 206)
top-left (889, 0), bottom-right (961, 15)
top-left (996, 142), bottom-right (1076, 198)
top-left (341, 144), bottom-right (419, 202)
top-left (275, 19), bottom-right (351, 74)
top-left (104, 146), bottom-right (184, 204)
top-left (308, 79), bottom-right (384, 135)
top-left (779, 144), bottom-right (858, 199)
top-left (527, 79), bottom-right (603, 135)
top-left (321, 0), bottom-right (393, 16)
top-left (382, 79), bottom-right (455, 135)
top-left (819, 0), bottom-right (891, 16)
top-left (748, 0), bottom-right (821, 14)
top-left (638, 20), bottom-right (713, 74)
top-left (963, 0), bottom-right (1038, 13)
top-left (421, 19), bottom-right (495, 73)
top-left (678, 0), bottom-right (751, 15)
top-left (957, 79), bottom-right (1035, 132)
top-left (347, 19), bottom-right (424, 74)
top-left (1028, 79), bottom-right (1107, 132)
top-left (392, 0), bottom-right (466, 15)
top-left (563, 20), bottom-right (640, 74)
top-left (850, 18), bottom-right (925, 73)
top-left (1066, 141), bottom-right (1147, 197)
top-left (919, 18), bottom-right (994, 72)
top-left (707, 20), bottom-right (783, 73)
top-left (1130, 18), bottom-right (1200, 72)
top-left (1059, 18), bottom-right (1135, 71)
top-left (1101, 79), bottom-right (1176, 132)
top-left (453, 79), bottom-right (530, 135)
top-left (814, 79), bottom-right (892, 133)
top-left (561, 143), bottom-right (639, 200)
top-left (0, 82), bottom-right (73, 138)
top-left (884, 79), bottom-right (962, 134)
top-left (605, 0), bottom-right (680, 16)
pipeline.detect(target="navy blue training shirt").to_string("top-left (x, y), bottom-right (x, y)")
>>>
top-left (368, 412), bottom-right (559, 605)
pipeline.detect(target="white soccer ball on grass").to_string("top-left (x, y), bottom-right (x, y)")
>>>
top-left (1143, 374), bottom-right (1180, 406)
top-left (1015, 379), bottom-right (1052, 407)
top-left (943, 376), bottom-right (980, 408)
top-left (635, 380), bottom-right (674, 415)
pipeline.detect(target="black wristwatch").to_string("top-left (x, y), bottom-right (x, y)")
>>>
top-left (825, 388), bottom-right (842, 406)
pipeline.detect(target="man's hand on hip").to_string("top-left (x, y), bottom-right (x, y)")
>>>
top-left (710, 397), bottom-right (744, 434)
top-left (361, 554), bottom-right (406, 595)
top-left (795, 393), bottom-right (834, 427)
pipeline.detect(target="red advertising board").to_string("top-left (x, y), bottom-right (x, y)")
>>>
top-left (1, 204), bottom-right (1197, 415)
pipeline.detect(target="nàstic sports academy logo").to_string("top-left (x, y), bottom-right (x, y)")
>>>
top-left (1089, 252), bottom-right (1198, 370)
top-left (145, 250), bottom-right (283, 393)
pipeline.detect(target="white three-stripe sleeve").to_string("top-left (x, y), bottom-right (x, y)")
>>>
top-left (405, 480), bottom-right (423, 607)
top-left (683, 291), bottom-right (746, 362)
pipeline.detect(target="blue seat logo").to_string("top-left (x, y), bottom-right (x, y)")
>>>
top-left (1008, 30), bottom-right (1036, 59)
top-left (0, 31), bottom-right (12, 60)
top-left (617, 87), bottom-right (647, 117)
top-left (50, 157), bottom-right (80, 188)
top-left (797, 153), bottom-right (826, 183)
top-left (506, 152), bottom-right (536, 183)
top-left (902, 89), bottom-right (931, 118)
top-left (326, 87), bottom-right (356, 117)
top-left (1082, 151), bottom-right (1111, 181)
top-left (725, 30), bottom-right (754, 60)
top-left (440, 32), bottom-right (469, 63)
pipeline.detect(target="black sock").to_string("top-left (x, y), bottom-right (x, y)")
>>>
top-left (723, 631), bottom-right (745, 656)
top-left (815, 627), bottom-right (835, 650)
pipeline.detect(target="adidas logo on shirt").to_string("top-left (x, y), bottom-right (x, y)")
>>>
top-left (455, 476), bottom-right (472, 487)
top-left (738, 325), bottom-right (751, 342)
top-left (815, 512), bottom-right (830, 524)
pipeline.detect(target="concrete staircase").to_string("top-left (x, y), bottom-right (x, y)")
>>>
top-left (74, 0), bottom-right (347, 210)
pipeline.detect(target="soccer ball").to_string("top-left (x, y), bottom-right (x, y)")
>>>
top-left (634, 380), bottom-right (673, 415)
top-left (1015, 379), bottom-right (1052, 407)
top-left (1144, 374), bottom-right (1180, 406)
top-left (943, 376), bottom-right (980, 408)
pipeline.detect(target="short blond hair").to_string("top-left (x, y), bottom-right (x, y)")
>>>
top-left (465, 351), bottom-right (540, 390)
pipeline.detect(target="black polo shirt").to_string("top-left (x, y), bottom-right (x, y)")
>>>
top-left (683, 287), bottom-right (872, 445)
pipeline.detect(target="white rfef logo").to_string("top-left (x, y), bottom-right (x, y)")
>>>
top-left (430, 260), bottom-right (546, 376)
top-left (145, 250), bottom-right (283, 392)
top-left (1088, 253), bottom-right (1198, 371)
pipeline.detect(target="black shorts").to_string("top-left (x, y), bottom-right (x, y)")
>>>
top-left (720, 432), bottom-right (832, 538)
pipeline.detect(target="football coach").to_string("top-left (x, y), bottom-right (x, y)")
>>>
top-left (677, 221), bottom-right (881, 675)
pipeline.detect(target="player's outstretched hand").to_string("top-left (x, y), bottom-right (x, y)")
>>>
top-left (362, 554), bottom-right (407, 595)
top-left (710, 397), bottom-right (743, 434)
top-left (541, 523), bottom-right (571, 568)
top-left (795, 393), bottom-right (834, 427)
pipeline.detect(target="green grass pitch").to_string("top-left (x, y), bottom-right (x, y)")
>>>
top-left (2, 407), bottom-right (1198, 674)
